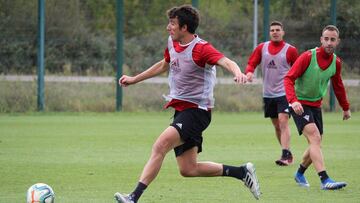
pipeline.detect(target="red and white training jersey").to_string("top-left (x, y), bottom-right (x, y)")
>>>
top-left (246, 40), bottom-right (298, 97)
top-left (163, 35), bottom-right (224, 111)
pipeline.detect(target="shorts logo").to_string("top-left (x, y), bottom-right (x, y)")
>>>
top-left (284, 108), bottom-right (289, 113)
top-left (176, 123), bottom-right (183, 129)
top-left (303, 115), bottom-right (310, 121)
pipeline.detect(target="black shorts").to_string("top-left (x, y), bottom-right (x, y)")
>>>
top-left (290, 105), bottom-right (323, 135)
top-left (170, 108), bottom-right (211, 157)
top-left (263, 96), bottom-right (290, 118)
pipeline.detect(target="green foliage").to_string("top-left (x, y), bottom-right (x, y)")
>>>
top-left (268, 0), bottom-right (360, 71)
top-left (0, 0), bottom-right (359, 75)
top-left (0, 81), bottom-right (37, 112)
top-left (81, 0), bottom-right (117, 31)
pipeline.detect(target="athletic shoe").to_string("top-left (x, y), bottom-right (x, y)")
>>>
top-left (275, 155), bottom-right (293, 166)
top-left (114, 192), bottom-right (135, 203)
top-left (242, 162), bottom-right (261, 200)
top-left (294, 172), bottom-right (310, 187)
top-left (321, 178), bottom-right (347, 190)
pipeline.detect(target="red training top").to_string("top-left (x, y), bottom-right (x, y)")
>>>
top-left (284, 46), bottom-right (349, 111)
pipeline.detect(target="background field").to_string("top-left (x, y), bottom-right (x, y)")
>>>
top-left (0, 112), bottom-right (359, 202)
top-left (1, 80), bottom-right (359, 113)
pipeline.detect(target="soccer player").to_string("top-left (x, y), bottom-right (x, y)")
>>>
top-left (245, 21), bottom-right (298, 166)
top-left (114, 5), bottom-right (261, 203)
top-left (284, 25), bottom-right (351, 190)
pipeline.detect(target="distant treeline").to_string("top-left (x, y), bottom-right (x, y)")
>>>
top-left (0, 0), bottom-right (359, 76)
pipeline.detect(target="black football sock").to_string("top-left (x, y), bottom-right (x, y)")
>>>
top-left (130, 182), bottom-right (147, 203)
top-left (318, 171), bottom-right (329, 183)
top-left (282, 149), bottom-right (292, 158)
top-left (297, 164), bottom-right (307, 175)
top-left (222, 165), bottom-right (246, 180)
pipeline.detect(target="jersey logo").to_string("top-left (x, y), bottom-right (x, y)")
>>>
top-left (267, 60), bottom-right (277, 69)
top-left (170, 58), bottom-right (181, 73)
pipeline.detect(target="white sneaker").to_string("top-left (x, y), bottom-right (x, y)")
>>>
top-left (242, 162), bottom-right (261, 200)
top-left (114, 192), bottom-right (134, 203)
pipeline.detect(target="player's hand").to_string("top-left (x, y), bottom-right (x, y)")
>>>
top-left (119, 75), bottom-right (136, 87)
top-left (343, 110), bottom-right (351, 120)
top-left (233, 73), bottom-right (247, 84)
top-left (246, 72), bottom-right (254, 82)
top-left (291, 101), bottom-right (304, 115)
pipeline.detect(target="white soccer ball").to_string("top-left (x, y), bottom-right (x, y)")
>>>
top-left (26, 183), bottom-right (55, 203)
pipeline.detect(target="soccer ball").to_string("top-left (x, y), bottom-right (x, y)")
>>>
top-left (26, 183), bottom-right (55, 203)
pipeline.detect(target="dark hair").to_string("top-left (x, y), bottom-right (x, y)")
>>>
top-left (322, 25), bottom-right (340, 37)
top-left (167, 5), bottom-right (199, 34)
top-left (270, 21), bottom-right (283, 29)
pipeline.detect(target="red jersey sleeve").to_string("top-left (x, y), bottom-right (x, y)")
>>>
top-left (245, 43), bottom-right (265, 74)
top-left (286, 46), bottom-right (299, 66)
top-left (164, 47), bottom-right (170, 63)
top-left (193, 41), bottom-right (224, 67)
top-left (331, 58), bottom-right (350, 111)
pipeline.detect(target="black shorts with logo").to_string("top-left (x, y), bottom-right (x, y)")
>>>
top-left (263, 96), bottom-right (290, 118)
top-left (290, 105), bottom-right (323, 135)
top-left (170, 108), bottom-right (211, 157)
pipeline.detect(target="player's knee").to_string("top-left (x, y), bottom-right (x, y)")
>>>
top-left (278, 115), bottom-right (289, 124)
top-left (179, 167), bottom-right (196, 177)
top-left (274, 125), bottom-right (281, 132)
top-left (179, 170), bottom-right (194, 177)
top-left (307, 132), bottom-right (321, 145)
top-left (151, 142), bottom-right (168, 156)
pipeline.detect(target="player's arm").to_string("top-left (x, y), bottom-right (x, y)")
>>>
top-left (330, 58), bottom-right (351, 120)
top-left (199, 43), bottom-right (246, 84)
top-left (286, 46), bottom-right (299, 66)
top-left (245, 44), bottom-right (263, 82)
top-left (217, 57), bottom-right (247, 84)
top-left (119, 59), bottom-right (169, 87)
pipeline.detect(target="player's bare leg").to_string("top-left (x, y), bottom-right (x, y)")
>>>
top-left (273, 113), bottom-right (293, 166)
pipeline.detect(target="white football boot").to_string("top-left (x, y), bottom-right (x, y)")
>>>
top-left (242, 162), bottom-right (261, 200)
top-left (114, 192), bottom-right (135, 203)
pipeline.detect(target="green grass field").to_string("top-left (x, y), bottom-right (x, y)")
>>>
top-left (0, 112), bottom-right (359, 203)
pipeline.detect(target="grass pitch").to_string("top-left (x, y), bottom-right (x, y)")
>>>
top-left (0, 111), bottom-right (359, 202)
